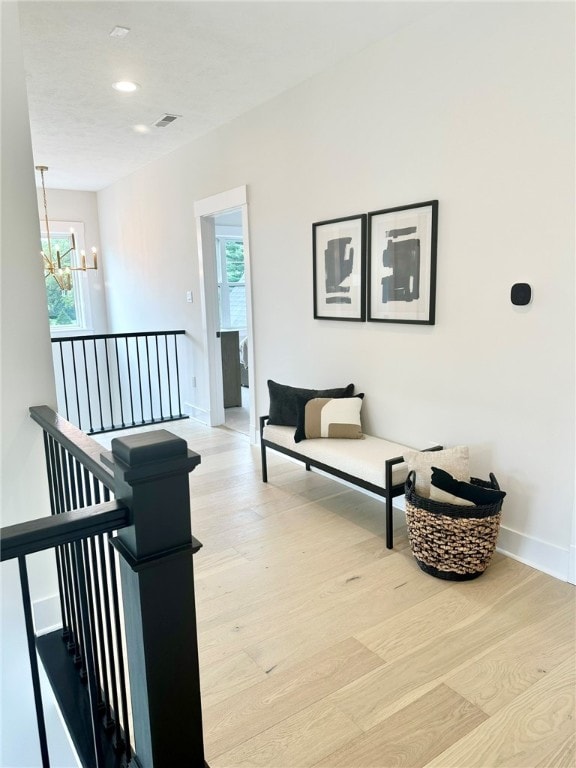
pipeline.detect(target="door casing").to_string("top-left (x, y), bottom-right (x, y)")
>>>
top-left (194, 186), bottom-right (257, 442)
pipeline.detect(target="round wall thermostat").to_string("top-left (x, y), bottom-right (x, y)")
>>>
top-left (511, 283), bottom-right (532, 306)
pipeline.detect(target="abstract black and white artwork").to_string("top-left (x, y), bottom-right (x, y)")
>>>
top-left (368, 201), bottom-right (438, 324)
top-left (313, 214), bottom-right (366, 321)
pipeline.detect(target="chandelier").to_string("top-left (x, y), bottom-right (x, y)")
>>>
top-left (36, 165), bottom-right (98, 292)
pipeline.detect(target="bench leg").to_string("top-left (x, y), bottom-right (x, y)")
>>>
top-left (261, 441), bottom-right (268, 483)
top-left (305, 463), bottom-right (311, 472)
top-left (385, 490), bottom-right (394, 549)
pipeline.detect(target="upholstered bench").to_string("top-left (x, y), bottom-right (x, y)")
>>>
top-left (260, 415), bottom-right (441, 549)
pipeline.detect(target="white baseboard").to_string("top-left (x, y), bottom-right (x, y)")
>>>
top-left (184, 402), bottom-right (210, 424)
top-left (568, 544), bottom-right (576, 585)
top-left (248, 423), bottom-right (258, 444)
top-left (394, 502), bottom-right (570, 582)
top-left (33, 594), bottom-right (62, 635)
top-left (496, 525), bottom-right (571, 582)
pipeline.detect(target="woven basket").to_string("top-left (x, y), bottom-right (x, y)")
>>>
top-left (405, 470), bottom-right (503, 581)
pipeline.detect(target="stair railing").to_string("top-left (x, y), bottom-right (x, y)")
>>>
top-left (51, 331), bottom-right (189, 434)
top-left (1, 406), bottom-right (207, 767)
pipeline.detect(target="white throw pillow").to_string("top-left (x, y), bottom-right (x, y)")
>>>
top-left (429, 484), bottom-right (475, 506)
top-left (404, 446), bottom-right (469, 497)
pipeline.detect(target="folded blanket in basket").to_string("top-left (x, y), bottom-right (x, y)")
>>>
top-left (430, 467), bottom-right (506, 506)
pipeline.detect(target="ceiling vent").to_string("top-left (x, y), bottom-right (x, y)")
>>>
top-left (154, 113), bottom-right (180, 128)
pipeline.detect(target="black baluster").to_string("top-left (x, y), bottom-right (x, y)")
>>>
top-left (165, 334), bottom-right (174, 418)
top-left (174, 333), bottom-right (183, 417)
top-left (18, 557), bottom-right (50, 768)
top-left (69, 543), bottom-right (86, 674)
top-left (89, 536), bottom-right (114, 729)
top-left (82, 340), bottom-right (94, 433)
top-left (155, 335), bottom-right (163, 420)
top-left (136, 336), bottom-right (144, 424)
top-left (145, 336), bottom-right (153, 422)
top-left (58, 342), bottom-right (70, 420)
top-left (97, 535), bottom-right (120, 734)
top-left (43, 433), bottom-right (57, 517)
top-left (74, 457), bottom-right (85, 509)
top-left (43, 433), bottom-right (70, 639)
top-left (107, 539), bottom-right (132, 759)
top-left (59, 445), bottom-right (72, 513)
top-left (50, 436), bottom-right (65, 515)
top-left (125, 337), bottom-right (135, 428)
top-left (67, 452), bottom-right (78, 510)
top-left (70, 340), bottom-right (82, 430)
top-left (64, 461), bottom-right (86, 668)
top-left (53, 442), bottom-right (79, 654)
top-left (104, 338), bottom-right (115, 430)
top-left (93, 338), bottom-right (105, 432)
top-left (73, 541), bottom-right (105, 767)
top-left (81, 538), bottom-right (105, 713)
top-left (114, 338), bottom-right (125, 428)
top-left (48, 436), bottom-right (72, 642)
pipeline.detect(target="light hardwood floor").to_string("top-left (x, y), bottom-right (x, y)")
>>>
top-left (101, 419), bottom-right (576, 768)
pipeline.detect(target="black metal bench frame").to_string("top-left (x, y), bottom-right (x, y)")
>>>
top-left (260, 414), bottom-right (442, 549)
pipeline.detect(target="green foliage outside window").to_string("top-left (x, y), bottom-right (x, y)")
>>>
top-left (225, 241), bottom-right (244, 283)
top-left (41, 235), bottom-right (78, 326)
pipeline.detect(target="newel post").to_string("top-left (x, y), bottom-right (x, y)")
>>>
top-left (106, 430), bottom-right (206, 767)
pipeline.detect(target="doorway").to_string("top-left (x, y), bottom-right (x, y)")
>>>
top-left (195, 186), bottom-right (256, 442)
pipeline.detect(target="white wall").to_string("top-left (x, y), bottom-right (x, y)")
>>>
top-left (1, 2), bottom-right (58, 586)
top-left (1, 4), bottom-right (73, 765)
top-left (98, 3), bottom-right (575, 580)
top-left (36, 187), bottom-right (108, 334)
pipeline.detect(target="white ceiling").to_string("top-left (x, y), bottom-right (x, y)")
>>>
top-left (19, 1), bottom-right (437, 191)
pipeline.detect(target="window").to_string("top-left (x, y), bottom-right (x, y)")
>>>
top-left (216, 237), bottom-right (246, 331)
top-left (41, 220), bottom-right (92, 331)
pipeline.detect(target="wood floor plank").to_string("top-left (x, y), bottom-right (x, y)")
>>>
top-left (533, 732), bottom-right (575, 768)
top-left (199, 551), bottom-right (446, 676)
top-left (315, 683), bottom-right (487, 768)
top-left (330, 571), bottom-right (573, 732)
top-left (239, 554), bottom-right (447, 676)
top-left (445, 605), bottom-right (576, 715)
top-left (353, 556), bottom-right (536, 664)
top-left (210, 700), bottom-right (362, 768)
top-left (194, 547), bottom-right (252, 581)
top-left (423, 656), bottom-right (576, 768)
top-left (195, 528), bottom-right (399, 629)
top-left (200, 649), bottom-right (268, 709)
top-left (203, 637), bottom-right (383, 758)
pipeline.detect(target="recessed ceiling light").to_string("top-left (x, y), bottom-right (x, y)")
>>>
top-left (112, 81), bottom-right (140, 93)
top-left (133, 124), bottom-right (151, 134)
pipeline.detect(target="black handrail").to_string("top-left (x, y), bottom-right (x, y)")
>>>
top-left (54, 331), bottom-right (186, 342)
top-left (0, 501), bottom-right (129, 561)
top-left (30, 405), bottom-right (115, 486)
top-left (51, 330), bottom-right (189, 434)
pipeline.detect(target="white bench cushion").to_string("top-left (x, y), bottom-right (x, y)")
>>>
top-left (263, 424), bottom-right (412, 488)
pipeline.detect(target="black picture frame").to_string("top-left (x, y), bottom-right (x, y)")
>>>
top-left (367, 200), bottom-right (438, 325)
top-left (313, 214), bottom-right (366, 321)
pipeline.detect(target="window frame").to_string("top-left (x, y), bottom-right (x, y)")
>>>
top-left (216, 236), bottom-right (246, 332)
top-left (40, 219), bottom-right (93, 335)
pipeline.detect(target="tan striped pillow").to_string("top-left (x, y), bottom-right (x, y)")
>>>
top-left (294, 396), bottom-right (364, 442)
